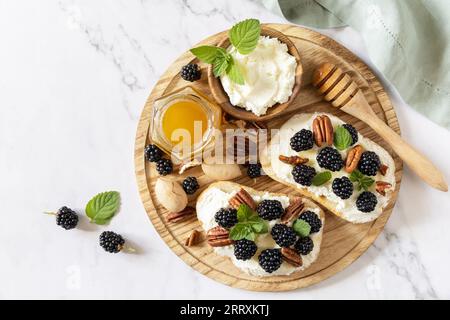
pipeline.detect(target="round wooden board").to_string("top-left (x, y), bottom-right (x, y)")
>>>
top-left (134, 24), bottom-right (403, 291)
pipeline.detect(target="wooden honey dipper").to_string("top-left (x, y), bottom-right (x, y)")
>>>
top-left (313, 63), bottom-right (447, 192)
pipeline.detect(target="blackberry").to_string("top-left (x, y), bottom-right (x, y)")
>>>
top-left (56, 206), bottom-right (78, 230)
top-left (316, 147), bottom-right (344, 172)
top-left (290, 129), bottom-right (314, 152)
top-left (234, 239), bottom-right (257, 260)
top-left (256, 200), bottom-right (284, 221)
top-left (294, 237), bottom-right (314, 255)
top-left (99, 231), bottom-right (125, 253)
top-left (358, 151), bottom-right (381, 176)
top-left (258, 249), bottom-right (282, 273)
top-left (144, 144), bottom-right (162, 162)
top-left (332, 176), bottom-right (354, 200)
top-left (215, 208), bottom-right (238, 229)
top-left (292, 164), bottom-right (316, 186)
top-left (156, 158), bottom-right (173, 176)
top-left (180, 63), bottom-right (201, 82)
top-left (343, 124), bottom-right (358, 145)
top-left (271, 224), bottom-right (297, 247)
top-left (356, 191), bottom-right (378, 213)
top-left (247, 163), bottom-right (262, 178)
top-left (182, 176), bottom-right (199, 195)
top-left (299, 211), bottom-right (322, 233)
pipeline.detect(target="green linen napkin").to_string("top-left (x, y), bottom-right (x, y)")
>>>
top-left (261, 0), bottom-right (450, 129)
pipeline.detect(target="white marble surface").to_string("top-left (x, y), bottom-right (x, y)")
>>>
top-left (0, 0), bottom-right (449, 300)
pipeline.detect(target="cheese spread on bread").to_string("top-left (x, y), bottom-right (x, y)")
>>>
top-left (263, 113), bottom-right (396, 223)
top-left (196, 182), bottom-right (324, 277)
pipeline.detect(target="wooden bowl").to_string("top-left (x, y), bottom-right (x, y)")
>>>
top-left (207, 26), bottom-right (303, 122)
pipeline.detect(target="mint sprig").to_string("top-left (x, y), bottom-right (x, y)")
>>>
top-left (349, 170), bottom-right (375, 191)
top-left (212, 50), bottom-right (230, 77)
top-left (85, 191), bottom-right (121, 225)
top-left (312, 171), bottom-right (332, 186)
top-left (229, 204), bottom-right (268, 241)
top-left (190, 19), bottom-right (261, 84)
top-left (293, 219), bottom-right (311, 237)
top-left (190, 46), bottom-right (226, 64)
top-left (229, 19), bottom-right (261, 54)
top-left (334, 126), bottom-right (353, 151)
top-left (226, 58), bottom-right (244, 85)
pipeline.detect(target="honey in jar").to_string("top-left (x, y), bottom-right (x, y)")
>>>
top-left (161, 100), bottom-right (208, 146)
top-left (150, 86), bottom-right (222, 162)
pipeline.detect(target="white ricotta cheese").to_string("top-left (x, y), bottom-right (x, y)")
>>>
top-left (197, 187), bottom-right (323, 277)
top-left (220, 36), bottom-right (297, 116)
top-left (268, 113), bottom-right (396, 223)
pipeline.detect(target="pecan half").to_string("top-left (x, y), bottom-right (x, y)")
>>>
top-left (167, 206), bottom-right (196, 223)
top-left (345, 145), bottom-right (363, 173)
top-left (185, 230), bottom-right (201, 247)
top-left (229, 188), bottom-right (256, 210)
top-left (376, 181), bottom-right (392, 196)
top-left (379, 164), bottom-right (388, 176)
top-left (281, 198), bottom-right (304, 224)
top-left (281, 248), bottom-right (303, 267)
top-left (313, 115), bottom-right (333, 147)
top-left (206, 226), bottom-right (234, 247)
top-left (279, 155), bottom-right (308, 165)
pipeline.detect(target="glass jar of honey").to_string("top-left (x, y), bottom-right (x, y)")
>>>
top-left (150, 86), bottom-right (222, 163)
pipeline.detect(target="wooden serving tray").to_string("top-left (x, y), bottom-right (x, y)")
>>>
top-left (134, 24), bottom-right (403, 291)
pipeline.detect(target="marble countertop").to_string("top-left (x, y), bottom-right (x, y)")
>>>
top-left (0, 0), bottom-right (449, 300)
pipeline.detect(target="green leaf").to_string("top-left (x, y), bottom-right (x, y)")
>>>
top-left (334, 126), bottom-right (353, 151)
top-left (85, 191), bottom-right (120, 225)
top-left (243, 229), bottom-right (256, 241)
top-left (231, 204), bottom-right (268, 240)
top-left (229, 19), bottom-right (261, 55)
top-left (226, 58), bottom-right (245, 85)
top-left (237, 204), bottom-right (252, 221)
top-left (312, 171), bottom-right (332, 186)
top-left (212, 52), bottom-right (230, 77)
top-left (349, 170), bottom-right (374, 191)
top-left (360, 176), bottom-right (375, 191)
top-left (190, 46), bottom-right (226, 64)
top-left (230, 224), bottom-right (250, 241)
top-left (349, 170), bottom-right (363, 182)
top-left (251, 220), bottom-right (268, 234)
top-left (293, 219), bottom-right (311, 237)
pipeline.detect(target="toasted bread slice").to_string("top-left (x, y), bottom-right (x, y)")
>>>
top-left (260, 113), bottom-right (396, 224)
top-left (196, 181), bottom-right (325, 277)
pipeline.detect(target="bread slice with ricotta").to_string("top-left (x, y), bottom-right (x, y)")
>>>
top-left (261, 112), bottom-right (396, 224)
top-left (196, 181), bottom-right (325, 277)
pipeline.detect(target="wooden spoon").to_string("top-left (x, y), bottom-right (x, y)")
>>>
top-left (313, 63), bottom-right (448, 192)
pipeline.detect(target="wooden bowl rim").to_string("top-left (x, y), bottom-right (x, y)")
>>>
top-left (207, 25), bottom-right (303, 122)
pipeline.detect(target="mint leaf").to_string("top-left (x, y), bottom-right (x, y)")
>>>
top-left (359, 176), bottom-right (375, 191)
top-left (231, 203), bottom-right (268, 240)
top-left (312, 171), bottom-right (332, 186)
top-left (334, 126), bottom-right (352, 151)
top-left (229, 224), bottom-right (247, 241)
top-left (190, 46), bottom-right (226, 64)
top-left (237, 204), bottom-right (252, 221)
top-left (230, 224), bottom-right (255, 241)
top-left (293, 219), bottom-right (311, 237)
top-left (244, 229), bottom-right (256, 241)
top-left (349, 170), bottom-right (363, 182)
top-left (229, 19), bottom-right (261, 54)
top-left (85, 191), bottom-right (120, 225)
top-left (226, 58), bottom-right (245, 85)
top-left (349, 170), bottom-right (374, 191)
top-left (212, 52), bottom-right (230, 77)
top-left (251, 220), bottom-right (268, 234)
